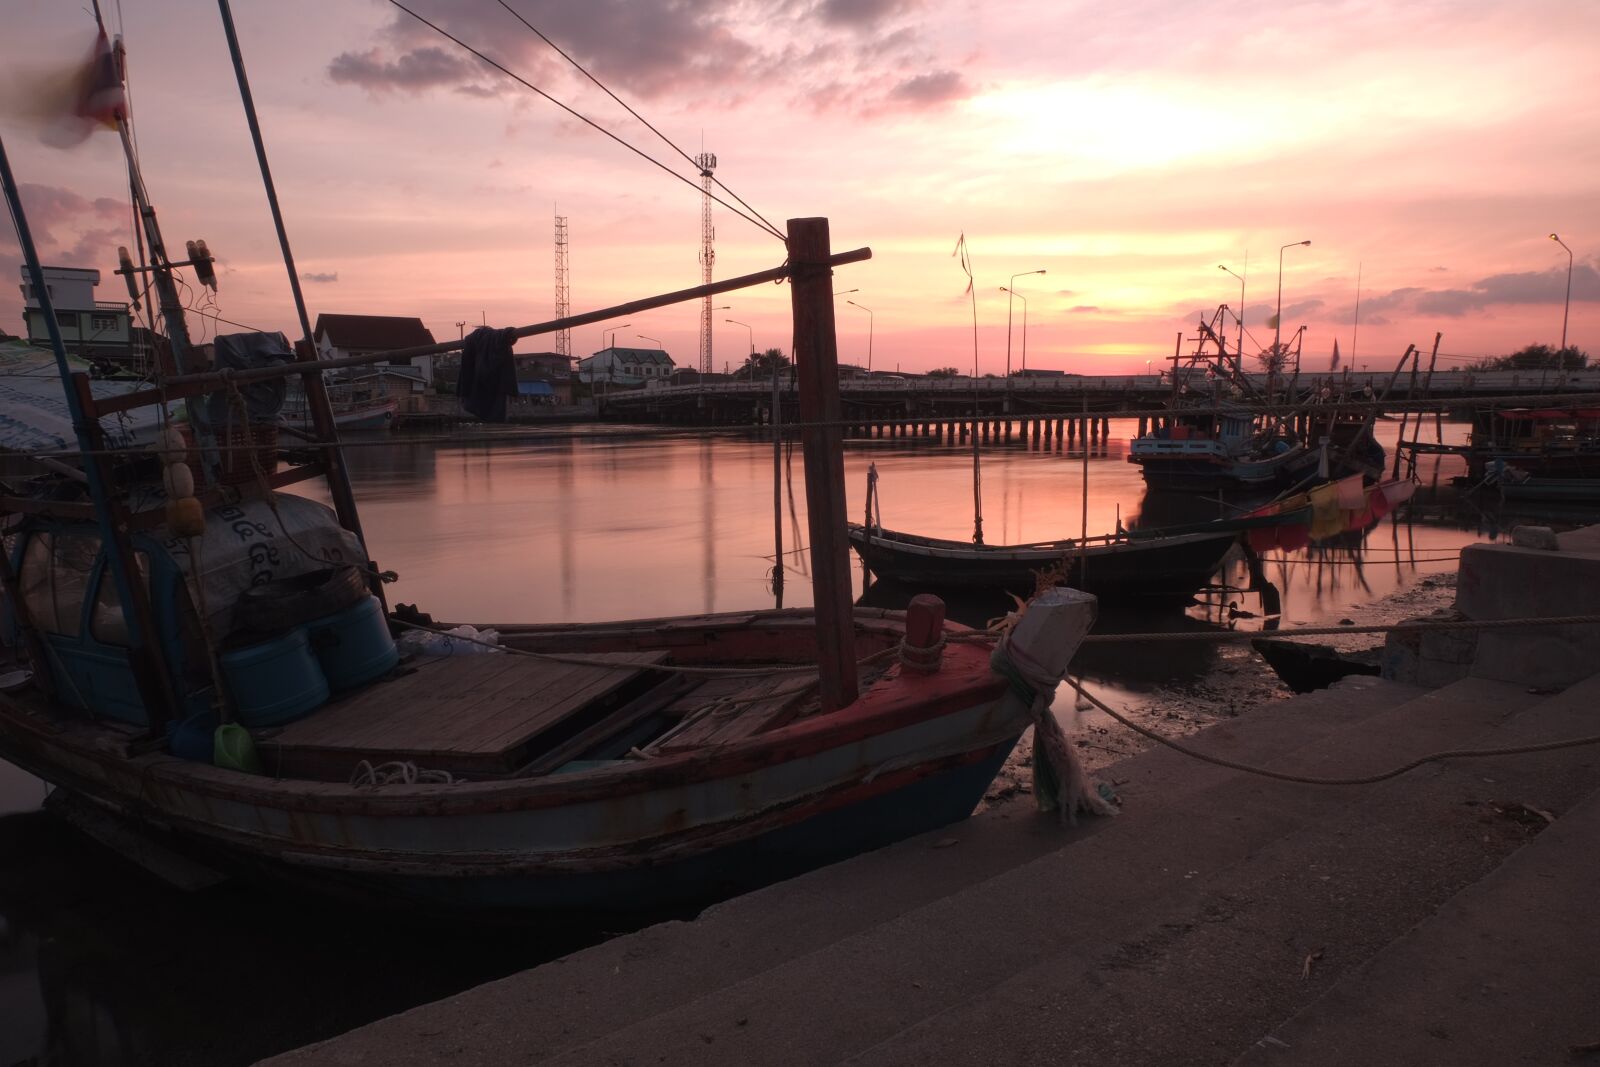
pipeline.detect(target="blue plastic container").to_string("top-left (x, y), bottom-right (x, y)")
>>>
top-left (220, 627), bottom-right (329, 727)
top-left (304, 596), bottom-right (399, 692)
top-left (167, 710), bottom-right (219, 763)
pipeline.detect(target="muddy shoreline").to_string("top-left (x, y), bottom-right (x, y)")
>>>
top-left (982, 572), bottom-right (1460, 809)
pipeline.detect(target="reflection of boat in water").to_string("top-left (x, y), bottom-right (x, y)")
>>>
top-left (847, 522), bottom-right (1238, 601)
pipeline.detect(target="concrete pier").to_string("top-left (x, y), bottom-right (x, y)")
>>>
top-left (269, 666), bottom-right (1600, 1067)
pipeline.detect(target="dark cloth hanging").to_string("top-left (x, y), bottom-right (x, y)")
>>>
top-left (459, 326), bottom-right (518, 422)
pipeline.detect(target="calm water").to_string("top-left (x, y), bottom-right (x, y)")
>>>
top-left (0, 418), bottom-right (1563, 1064)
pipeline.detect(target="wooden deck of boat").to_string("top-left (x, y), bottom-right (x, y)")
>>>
top-left (262, 651), bottom-right (818, 782)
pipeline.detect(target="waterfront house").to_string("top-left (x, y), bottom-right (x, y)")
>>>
top-left (17, 265), bottom-right (149, 371)
top-left (577, 346), bottom-right (674, 386)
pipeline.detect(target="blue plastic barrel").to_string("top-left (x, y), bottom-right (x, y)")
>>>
top-left (220, 628), bottom-right (329, 727)
top-left (167, 709), bottom-right (219, 762)
top-left (304, 596), bottom-right (399, 692)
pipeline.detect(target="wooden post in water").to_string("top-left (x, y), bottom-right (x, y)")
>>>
top-left (771, 364), bottom-right (784, 608)
top-left (788, 218), bottom-right (859, 711)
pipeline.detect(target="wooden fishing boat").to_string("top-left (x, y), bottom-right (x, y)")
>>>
top-left (0, 20), bottom-right (1100, 915)
top-left (0, 601), bottom-right (1055, 912)
top-left (847, 522), bottom-right (1238, 600)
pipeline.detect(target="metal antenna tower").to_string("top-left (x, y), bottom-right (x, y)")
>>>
top-left (696, 151), bottom-right (716, 374)
top-left (553, 211), bottom-right (570, 357)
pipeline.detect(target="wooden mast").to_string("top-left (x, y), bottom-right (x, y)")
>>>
top-left (788, 218), bottom-right (859, 712)
top-left (215, 0), bottom-right (378, 601)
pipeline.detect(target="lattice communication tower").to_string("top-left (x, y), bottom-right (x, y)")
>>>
top-left (696, 152), bottom-right (716, 374)
top-left (554, 212), bottom-right (570, 357)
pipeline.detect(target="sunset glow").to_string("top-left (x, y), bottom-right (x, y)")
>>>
top-left (3, 0), bottom-right (1598, 374)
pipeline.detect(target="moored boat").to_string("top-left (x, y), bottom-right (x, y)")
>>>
top-left (848, 521), bottom-right (1238, 600)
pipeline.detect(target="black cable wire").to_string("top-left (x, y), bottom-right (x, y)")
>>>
top-left (383, 0), bottom-right (787, 242)
top-left (490, 0), bottom-right (784, 241)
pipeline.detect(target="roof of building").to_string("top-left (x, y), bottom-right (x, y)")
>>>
top-left (314, 314), bottom-right (436, 351)
top-left (583, 346), bottom-right (673, 365)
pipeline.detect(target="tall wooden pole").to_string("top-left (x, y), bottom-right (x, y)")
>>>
top-left (789, 218), bottom-right (859, 711)
top-left (771, 363), bottom-right (784, 608)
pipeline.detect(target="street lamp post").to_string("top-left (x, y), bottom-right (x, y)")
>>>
top-left (846, 299), bottom-right (873, 374)
top-left (604, 322), bottom-right (631, 351)
top-left (1273, 241), bottom-right (1310, 400)
top-left (1274, 241), bottom-right (1310, 362)
top-left (1551, 233), bottom-right (1574, 353)
top-left (1218, 259), bottom-right (1246, 370)
top-left (1005, 269), bottom-right (1046, 378)
top-left (636, 333), bottom-right (661, 348)
top-left (999, 288), bottom-right (1030, 372)
top-left (725, 318), bottom-right (754, 373)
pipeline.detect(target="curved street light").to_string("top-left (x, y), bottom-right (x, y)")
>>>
top-left (636, 333), bottom-right (662, 348)
top-left (1274, 241), bottom-right (1310, 363)
top-left (999, 287), bottom-right (1031, 373)
top-left (1005, 269), bottom-right (1046, 378)
top-left (725, 318), bottom-right (754, 370)
top-left (845, 299), bottom-right (873, 374)
top-left (1218, 259), bottom-right (1246, 367)
top-left (604, 322), bottom-right (631, 350)
top-left (1551, 233), bottom-right (1574, 353)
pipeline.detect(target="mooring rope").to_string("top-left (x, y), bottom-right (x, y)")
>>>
top-left (1064, 676), bottom-right (1600, 787)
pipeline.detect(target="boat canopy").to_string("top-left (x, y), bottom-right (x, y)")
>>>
top-left (0, 340), bottom-right (169, 452)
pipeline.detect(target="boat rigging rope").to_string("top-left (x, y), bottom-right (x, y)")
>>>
top-left (487, 0), bottom-right (783, 241)
top-left (382, 0), bottom-right (786, 242)
top-left (1063, 675), bottom-right (1600, 788)
top-left (1067, 613), bottom-right (1600, 645)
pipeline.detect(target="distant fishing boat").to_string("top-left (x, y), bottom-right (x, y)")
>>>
top-left (1127, 307), bottom-right (1383, 491)
top-left (280, 382), bottom-right (398, 433)
top-left (1127, 402), bottom-right (1319, 491)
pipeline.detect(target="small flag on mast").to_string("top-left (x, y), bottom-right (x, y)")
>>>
top-left (953, 232), bottom-right (973, 294)
top-left (1331, 338), bottom-right (1342, 370)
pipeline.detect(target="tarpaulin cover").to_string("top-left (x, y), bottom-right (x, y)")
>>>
top-left (206, 331), bottom-right (290, 427)
top-left (0, 341), bottom-right (168, 453)
top-left (152, 494), bottom-right (368, 638)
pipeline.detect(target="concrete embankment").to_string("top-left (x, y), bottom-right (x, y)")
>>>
top-left (264, 668), bottom-right (1600, 1066)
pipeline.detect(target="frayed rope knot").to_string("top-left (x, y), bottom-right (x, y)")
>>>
top-left (991, 634), bottom-right (1118, 826)
top-left (898, 634), bottom-right (946, 672)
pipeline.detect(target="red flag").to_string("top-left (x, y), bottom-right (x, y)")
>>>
top-left (76, 29), bottom-right (126, 127)
top-left (36, 29), bottom-right (125, 148)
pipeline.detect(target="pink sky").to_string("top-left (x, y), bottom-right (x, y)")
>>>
top-left (3, 0), bottom-right (1599, 374)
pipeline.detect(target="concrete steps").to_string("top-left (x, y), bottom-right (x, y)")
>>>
top-left (1234, 789), bottom-right (1600, 1066)
top-left (263, 673), bottom-right (1600, 1066)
